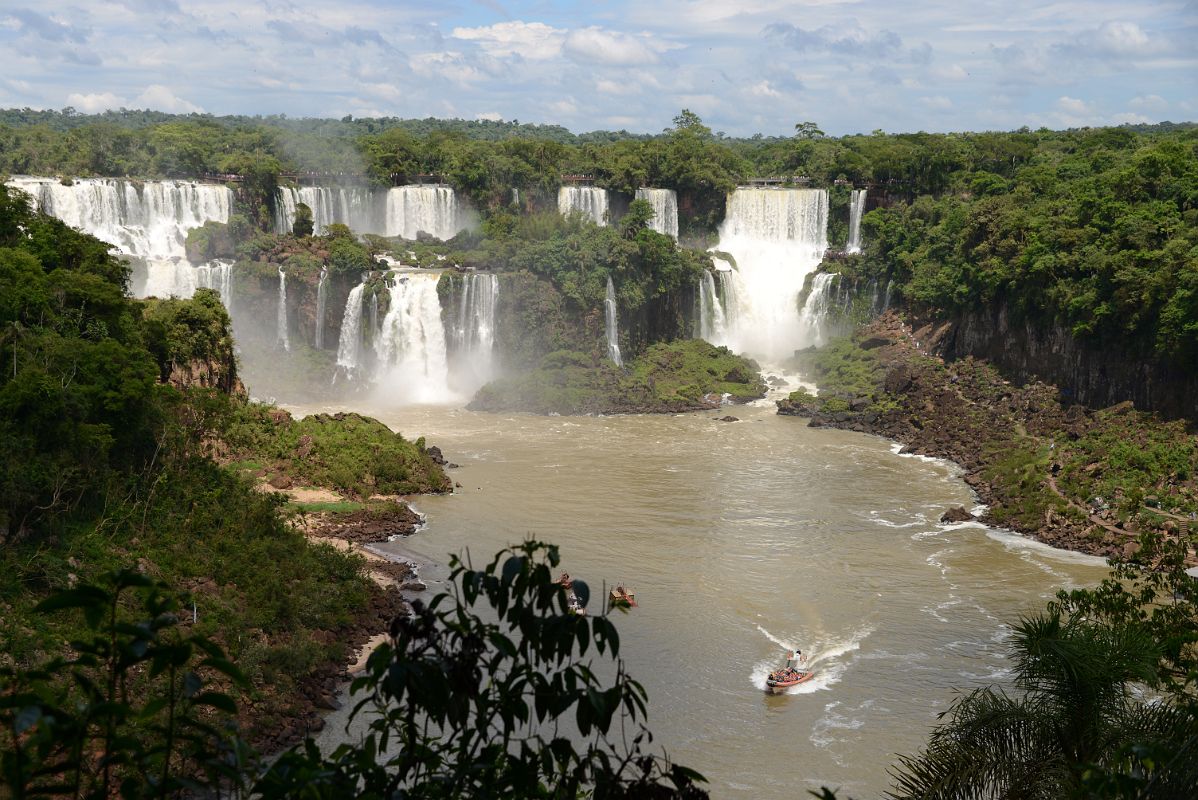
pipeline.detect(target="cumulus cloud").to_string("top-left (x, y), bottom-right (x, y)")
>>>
top-left (920, 95), bottom-right (953, 110)
top-left (747, 80), bottom-right (782, 99)
top-left (563, 27), bottom-right (674, 66)
top-left (452, 21), bottom-right (565, 59)
top-left (136, 85), bottom-right (202, 113)
top-left (66, 91), bottom-right (127, 113)
top-left (1056, 96), bottom-right (1091, 115)
top-left (476, 111), bottom-right (503, 121)
top-left (1130, 94), bottom-right (1168, 111)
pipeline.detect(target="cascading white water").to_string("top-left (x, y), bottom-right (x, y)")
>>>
top-left (275, 186), bottom-right (381, 235)
top-left (707, 188), bottom-right (828, 361)
top-left (451, 273), bottom-right (499, 392)
top-left (277, 267), bottom-right (290, 351)
top-left (369, 294), bottom-right (380, 352)
top-left (274, 185), bottom-right (469, 241)
top-left (696, 271), bottom-right (728, 342)
top-left (384, 186), bottom-right (467, 240)
top-left (883, 280), bottom-right (895, 311)
top-left (558, 186), bottom-right (609, 226)
top-left (336, 281), bottom-right (366, 371)
top-left (846, 189), bottom-right (867, 254)
top-left (7, 176), bottom-right (234, 300)
top-left (635, 188), bottom-right (679, 239)
top-left (605, 275), bottom-right (623, 367)
top-left (193, 260), bottom-right (233, 309)
top-left (374, 273), bottom-right (454, 403)
top-left (797, 273), bottom-right (838, 348)
top-left (314, 268), bottom-right (329, 349)
top-left (7, 176), bottom-right (232, 260)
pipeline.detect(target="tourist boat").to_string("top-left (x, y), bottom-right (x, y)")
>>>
top-left (765, 649), bottom-right (813, 693)
top-left (560, 572), bottom-right (587, 615)
top-left (609, 585), bottom-right (637, 608)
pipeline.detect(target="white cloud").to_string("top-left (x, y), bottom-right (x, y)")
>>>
top-left (563, 27), bottom-right (673, 66)
top-left (476, 111), bottom-right (503, 121)
top-left (920, 95), bottom-right (953, 110)
top-left (1111, 112), bottom-right (1152, 124)
top-left (410, 51), bottom-right (484, 85)
top-left (1056, 95), bottom-right (1091, 115)
top-left (136, 85), bottom-right (202, 113)
top-left (1129, 94), bottom-right (1168, 112)
top-left (747, 80), bottom-right (782, 99)
top-left (452, 21), bottom-right (564, 60)
top-left (66, 91), bottom-right (128, 112)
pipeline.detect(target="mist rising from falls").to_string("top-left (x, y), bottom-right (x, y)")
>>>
top-left (558, 186), bottom-right (609, 226)
top-left (374, 273), bottom-right (454, 404)
top-left (450, 273), bottom-right (499, 393)
top-left (846, 189), bottom-right (867, 254)
top-left (274, 185), bottom-right (469, 240)
top-left (336, 282), bottom-right (366, 372)
top-left (605, 275), bottom-right (623, 367)
top-left (705, 188), bottom-right (828, 362)
top-left (635, 188), bottom-right (678, 239)
top-left (277, 267), bottom-right (290, 352)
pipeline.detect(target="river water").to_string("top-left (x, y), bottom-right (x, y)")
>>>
top-left (307, 398), bottom-right (1108, 798)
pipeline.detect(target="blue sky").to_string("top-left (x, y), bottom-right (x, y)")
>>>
top-left (1, 1), bottom-right (1194, 135)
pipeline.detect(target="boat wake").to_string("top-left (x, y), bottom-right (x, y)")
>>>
top-left (751, 624), bottom-right (873, 695)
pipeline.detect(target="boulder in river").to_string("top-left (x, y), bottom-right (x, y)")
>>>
top-left (940, 506), bottom-right (974, 523)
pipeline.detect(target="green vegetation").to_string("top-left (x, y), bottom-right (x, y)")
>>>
top-left (4, 543), bottom-right (711, 799)
top-left (469, 339), bottom-right (765, 415)
top-left (0, 185), bottom-right (434, 745)
top-left (222, 408), bottom-right (451, 499)
top-left (779, 337), bottom-right (895, 415)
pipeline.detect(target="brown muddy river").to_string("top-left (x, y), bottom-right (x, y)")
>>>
top-left (305, 398), bottom-right (1109, 798)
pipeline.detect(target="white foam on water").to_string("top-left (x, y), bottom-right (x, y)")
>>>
top-left (750, 624), bottom-right (873, 695)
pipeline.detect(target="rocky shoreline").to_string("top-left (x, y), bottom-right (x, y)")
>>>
top-left (780, 313), bottom-right (1197, 561)
top-left (246, 484), bottom-right (431, 753)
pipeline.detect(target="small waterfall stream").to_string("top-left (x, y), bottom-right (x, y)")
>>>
top-left (797, 273), bottom-right (838, 348)
top-left (314, 268), bottom-right (329, 349)
top-left (605, 275), bottom-right (623, 367)
top-left (277, 267), bottom-right (290, 351)
top-left (846, 189), bottom-right (867, 254)
top-left (336, 281), bottom-right (366, 372)
top-left (451, 273), bottom-right (500, 391)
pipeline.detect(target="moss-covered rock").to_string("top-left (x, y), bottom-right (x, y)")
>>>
top-left (224, 407), bottom-right (452, 498)
top-left (468, 339), bottom-right (765, 415)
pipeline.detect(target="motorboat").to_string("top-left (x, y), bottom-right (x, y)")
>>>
top-left (609, 585), bottom-right (637, 608)
top-left (765, 649), bottom-right (813, 693)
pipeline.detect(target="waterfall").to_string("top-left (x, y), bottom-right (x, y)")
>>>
top-left (846, 189), bottom-right (867, 254)
top-left (605, 275), bottom-right (623, 367)
top-left (451, 273), bottom-right (499, 391)
top-left (336, 281), bottom-right (366, 371)
top-left (797, 273), bottom-right (838, 348)
top-left (558, 186), bottom-right (609, 226)
top-left (274, 185), bottom-right (469, 241)
top-left (384, 185), bottom-right (467, 240)
top-left (709, 188), bottom-right (828, 361)
top-left (883, 280), bottom-right (895, 311)
top-left (193, 260), bottom-right (233, 308)
top-left (697, 271), bottom-right (728, 342)
top-left (7, 176), bottom-right (234, 300)
top-left (374, 273), bottom-right (454, 403)
top-left (314, 268), bottom-right (329, 349)
top-left (369, 293), bottom-right (380, 353)
top-left (277, 267), bottom-right (290, 351)
top-left (275, 186), bottom-right (381, 235)
top-left (635, 188), bottom-right (679, 239)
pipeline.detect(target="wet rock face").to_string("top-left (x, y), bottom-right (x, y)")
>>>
top-left (939, 303), bottom-right (1198, 421)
